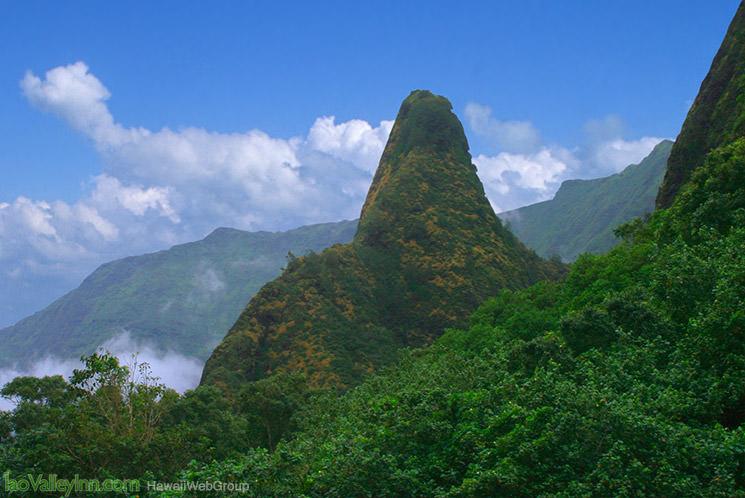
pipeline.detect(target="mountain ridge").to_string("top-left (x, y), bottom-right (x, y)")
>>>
top-left (657, 2), bottom-right (745, 207)
top-left (501, 140), bottom-right (673, 261)
top-left (0, 220), bottom-right (357, 367)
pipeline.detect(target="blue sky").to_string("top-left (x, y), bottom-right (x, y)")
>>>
top-left (0, 0), bottom-right (740, 326)
top-left (1, 0), bottom-right (738, 201)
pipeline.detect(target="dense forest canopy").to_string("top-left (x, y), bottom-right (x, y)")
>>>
top-left (2, 3), bottom-right (745, 497)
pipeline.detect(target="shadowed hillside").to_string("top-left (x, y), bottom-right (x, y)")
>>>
top-left (657, 2), bottom-right (745, 207)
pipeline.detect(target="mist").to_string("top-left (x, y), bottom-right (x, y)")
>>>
top-left (0, 331), bottom-right (204, 411)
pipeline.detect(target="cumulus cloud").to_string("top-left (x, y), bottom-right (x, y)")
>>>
top-left (307, 116), bottom-right (394, 172)
top-left (473, 148), bottom-right (577, 212)
top-left (475, 149), bottom-right (569, 192)
top-left (1, 62), bottom-right (393, 327)
top-left (579, 114), bottom-right (666, 177)
top-left (465, 102), bottom-right (542, 154)
top-left (0, 332), bottom-right (203, 410)
top-left (2, 64), bottom-right (667, 328)
top-left (18, 63), bottom-right (390, 234)
top-left (465, 103), bottom-right (666, 212)
top-left (587, 136), bottom-right (665, 177)
top-left (21, 61), bottom-right (146, 147)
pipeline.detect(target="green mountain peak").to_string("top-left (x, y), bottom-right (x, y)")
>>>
top-left (201, 90), bottom-right (564, 390)
top-left (356, 90), bottom-right (492, 250)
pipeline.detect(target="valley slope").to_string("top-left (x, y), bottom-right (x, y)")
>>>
top-left (657, 2), bottom-right (745, 207)
top-left (501, 140), bottom-right (672, 261)
top-left (0, 220), bottom-right (356, 367)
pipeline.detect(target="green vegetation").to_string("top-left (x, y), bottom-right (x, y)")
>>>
top-left (2, 6), bottom-right (745, 494)
top-left (0, 220), bottom-right (356, 366)
top-left (4, 134), bottom-right (735, 496)
top-left (0, 352), bottom-right (305, 491)
top-left (657, 2), bottom-right (745, 207)
top-left (201, 90), bottom-right (563, 390)
top-left (166, 137), bottom-right (745, 497)
top-left (501, 140), bottom-right (672, 261)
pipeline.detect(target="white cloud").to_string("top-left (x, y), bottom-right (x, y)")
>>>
top-left (588, 136), bottom-right (665, 176)
top-left (465, 103), bottom-right (666, 212)
top-left (1, 62), bottom-right (394, 327)
top-left (18, 62), bottom-right (392, 233)
top-left (307, 116), bottom-right (394, 172)
top-left (100, 332), bottom-right (203, 393)
top-left (475, 149), bottom-right (569, 192)
top-left (465, 102), bottom-right (541, 153)
top-left (474, 147), bottom-right (575, 212)
top-left (0, 356), bottom-right (80, 410)
top-left (15, 197), bottom-right (57, 236)
top-left (579, 114), bottom-right (665, 176)
top-left (90, 175), bottom-right (178, 222)
top-left (21, 61), bottom-right (146, 147)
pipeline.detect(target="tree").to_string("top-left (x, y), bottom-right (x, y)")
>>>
top-left (239, 372), bottom-right (309, 450)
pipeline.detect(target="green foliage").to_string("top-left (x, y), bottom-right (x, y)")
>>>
top-left (5, 13), bottom-right (745, 489)
top-left (387, 90), bottom-right (470, 161)
top-left (657, 3), bottom-right (745, 207)
top-left (0, 220), bottom-right (357, 368)
top-left (177, 137), bottom-right (745, 496)
top-left (162, 385), bottom-right (253, 462)
top-left (664, 138), bottom-right (745, 242)
top-left (2, 353), bottom-right (176, 482)
top-left (202, 90), bottom-right (564, 391)
top-left (559, 307), bottom-right (617, 355)
top-left (502, 139), bottom-right (672, 261)
top-left (239, 372), bottom-right (310, 450)
top-left (0, 354), bottom-right (271, 494)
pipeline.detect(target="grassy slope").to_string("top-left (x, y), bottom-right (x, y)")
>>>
top-left (501, 140), bottom-right (672, 261)
top-left (0, 220), bottom-right (357, 366)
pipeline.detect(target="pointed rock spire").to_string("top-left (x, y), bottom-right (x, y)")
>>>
top-left (201, 90), bottom-right (564, 390)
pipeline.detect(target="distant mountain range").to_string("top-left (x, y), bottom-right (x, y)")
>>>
top-left (0, 220), bottom-right (356, 368)
top-left (500, 140), bottom-right (673, 262)
top-left (0, 130), bottom-right (674, 371)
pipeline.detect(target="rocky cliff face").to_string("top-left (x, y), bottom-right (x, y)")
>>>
top-left (201, 90), bottom-right (564, 390)
top-left (657, 2), bottom-right (745, 208)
